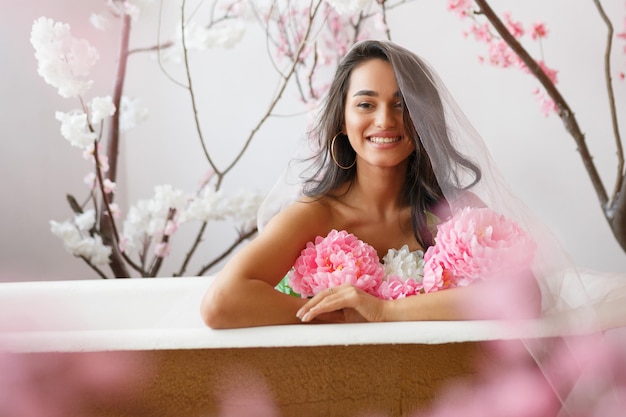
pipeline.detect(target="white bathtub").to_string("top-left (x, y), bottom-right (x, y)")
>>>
top-left (1, 275), bottom-right (623, 417)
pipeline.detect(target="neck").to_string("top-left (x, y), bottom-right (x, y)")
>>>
top-left (348, 161), bottom-right (408, 217)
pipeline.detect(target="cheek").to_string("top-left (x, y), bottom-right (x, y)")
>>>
top-left (343, 112), bottom-right (367, 135)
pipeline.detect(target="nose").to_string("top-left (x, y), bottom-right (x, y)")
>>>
top-left (375, 106), bottom-right (398, 128)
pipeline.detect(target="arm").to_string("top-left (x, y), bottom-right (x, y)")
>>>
top-left (297, 271), bottom-right (542, 323)
top-left (200, 199), bottom-right (331, 329)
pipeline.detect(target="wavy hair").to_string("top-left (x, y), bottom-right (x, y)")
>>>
top-left (302, 40), bottom-right (481, 249)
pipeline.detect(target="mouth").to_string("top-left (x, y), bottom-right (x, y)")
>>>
top-left (368, 136), bottom-right (402, 144)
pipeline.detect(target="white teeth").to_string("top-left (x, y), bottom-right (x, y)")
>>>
top-left (369, 136), bottom-right (401, 144)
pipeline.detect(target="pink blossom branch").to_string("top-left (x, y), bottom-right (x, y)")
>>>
top-left (147, 208), bottom-right (176, 277)
top-left (93, 140), bottom-right (147, 277)
top-left (474, 0), bottom-right (609, 209)
top-left (105, 14), bottom-right (131, 196)
top-left (94, 12), bottom-right (133, 278)
top-left (593, 0), bottom-right (625, 206)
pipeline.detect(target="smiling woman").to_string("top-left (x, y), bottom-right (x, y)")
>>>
top-left (200, 40), bottom-right (554, 330)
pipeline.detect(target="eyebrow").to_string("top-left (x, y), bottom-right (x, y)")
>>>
top-left (352, 89), bottom-right (401, 98)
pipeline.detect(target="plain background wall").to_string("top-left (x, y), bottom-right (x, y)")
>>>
top-left (1, 0), bottom-right (625, 281)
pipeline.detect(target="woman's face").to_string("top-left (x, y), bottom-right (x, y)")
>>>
top-left (343, 58), bottom-right (415, 169)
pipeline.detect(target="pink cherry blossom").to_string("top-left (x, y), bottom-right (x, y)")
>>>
top-left (446, 0), bottom-right (472, 19)
top-left (288, 229), bottom-right (384, 298)
top-left (530, 21), bottom-right (548, 40)
top-left (534, 88), bottom-right (558, 116)
top-left (487, 40), bottom-right (520, 68)
top-left (377, 275), bottom-right (423, 300)
top-left (469, 22), bottom-right (493, 43)
top-left (503, 12), bottom-right (524, 38)
top-left (422, 207), bottom-right (536, 293)
top-left (155, 242), bottom-right (171, 258)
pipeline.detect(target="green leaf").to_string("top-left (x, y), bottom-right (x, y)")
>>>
top-left (275, 274), bottom-right (300, 297)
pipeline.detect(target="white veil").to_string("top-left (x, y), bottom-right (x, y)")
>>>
top-left (257, 40), bottom-right (626, 412)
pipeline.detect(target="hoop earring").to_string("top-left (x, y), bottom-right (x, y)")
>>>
top-left (330, 133), bottom-right (356, 170)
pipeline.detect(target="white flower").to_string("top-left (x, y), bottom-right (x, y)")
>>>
top-left (89, 96), bottom-right (116, 124)
top-left (103, 178), bottom-right (117, 194)
top-left (84, 172), bottom-right (97, 188)
top-left (324, 0), bottom-right (373, 15)
top-left (74, 209), bottom-right (96, 231)
top-left (180, 187), bottom-right (229, 223)
top-left (106, 0), bottom-right (155, 21)
top-left (121, 185), bottom-right (187, 252)
top-left (227, 190), bottom-right (265, 231)
top-left (184, 20), bottom-right (246, 50)
top-left (50, 219), bottom-right (112, 266)
top-left (108, 203), bottom-right (122, 219)
top-left (119, 96), bottom-right (148, 132)
top-left (50, 220), bottom-right (81, 245)
top-left (84, 235), bottom-right (112, 265)
top-left (160, 20), bottom-right (246, 63)
top-left (89, 13), bottom-right (109, 31)
top-left (55, 110), bottom-right (97, 149)
top-left (30, 17), bottom-right (99, 98)
top-left (382, 245), bottom-right (425, 282)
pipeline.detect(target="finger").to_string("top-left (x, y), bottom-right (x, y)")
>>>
top-left (296, 287), bottom-right (336, 320)
top-left (299, 290), bottom-right (349, 322)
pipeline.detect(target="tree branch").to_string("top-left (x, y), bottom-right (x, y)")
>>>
top-left (196, 227), bottom-right (258, 276)
top-left (593, 0), bottom-right (624, 209)
top-left (474, 0), bottom-right (609, 208)
top-left (180, 0), bottom-right (222, 178)
top-left (219, 0), bottom-right (326, 184)
top-left (175, 221), bottom-right (208, 277)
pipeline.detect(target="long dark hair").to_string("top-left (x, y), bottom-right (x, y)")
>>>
top-left (302, 40), bottom-right (481, 249)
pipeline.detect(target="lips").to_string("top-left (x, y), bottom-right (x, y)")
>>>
top-left (368, 136), bottom-right (402, 144)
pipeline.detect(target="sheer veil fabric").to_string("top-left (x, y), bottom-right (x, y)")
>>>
top-left (256, 40), bottom-right (626, 408)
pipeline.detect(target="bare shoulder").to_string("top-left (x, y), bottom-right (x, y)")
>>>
top-left (261, 196), bottom-right (333, 241)
top-left (216, 196), bottom-right (334, 287)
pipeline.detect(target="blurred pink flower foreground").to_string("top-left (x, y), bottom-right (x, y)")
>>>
top-left (288, 229), bottom-right (384, 297)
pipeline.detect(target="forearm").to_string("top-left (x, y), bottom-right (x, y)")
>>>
top-left (383, 284), bottom-right (491, 322)
top-left (201, 277), bottom-right (306, 329)
top-left (383, 278), bottom-right (542, 322)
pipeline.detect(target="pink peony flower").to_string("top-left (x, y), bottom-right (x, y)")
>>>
top-left (377, 275), bottom-right (423, 300)
top-left (288, 229), bottom-right (384, 298)
top-left (422, 207), bottom-right (536, 293)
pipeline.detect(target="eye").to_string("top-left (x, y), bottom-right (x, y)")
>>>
top-left (357, 102), bottom-right (374, 109)
top-left (393, 101), bottom-right (404, 110)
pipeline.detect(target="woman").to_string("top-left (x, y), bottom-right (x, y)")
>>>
top-left (201, 40), bottom-right (543, 329)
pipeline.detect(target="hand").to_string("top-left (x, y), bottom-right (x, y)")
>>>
top-left (296, 284), bottom-right (386, 323)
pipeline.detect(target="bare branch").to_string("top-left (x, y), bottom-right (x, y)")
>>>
top-left (175, 221), bottom-right (208, 277)
top-left (593, 0), bottom-right (624, 208)
top-left (180, 0), bottom-right (222, 178)
top-left (220, 0), bottom-right (326, 181)
top-left (196, 227), bottom-right (258, 275)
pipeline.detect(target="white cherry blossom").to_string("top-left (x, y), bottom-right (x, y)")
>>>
top-left (30, 17), bottom-right (99, 98)
top-left (55, 110), bottom-right (97, 149)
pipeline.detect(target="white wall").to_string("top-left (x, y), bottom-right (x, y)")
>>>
top-left (1, 0), bottom-right (624, 282)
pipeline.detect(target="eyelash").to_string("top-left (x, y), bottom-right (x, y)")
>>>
top-left (356, 102), bottom-right (403, 110)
